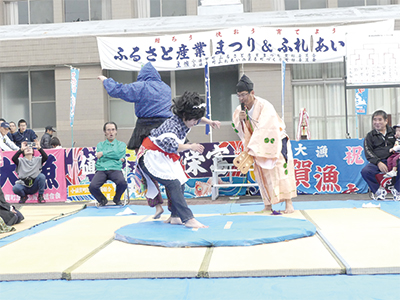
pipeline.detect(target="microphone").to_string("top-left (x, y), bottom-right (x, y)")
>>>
top-left (241, 103), bottom-right (245, 111)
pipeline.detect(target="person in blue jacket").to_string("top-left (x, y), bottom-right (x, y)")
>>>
top-left (98, 62), bottom-right (173, 152)
top-left (12, 119), bottom-right (37, 148)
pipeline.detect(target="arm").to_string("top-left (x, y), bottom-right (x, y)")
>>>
top-left (363, 134), bottom-right (381, 165)
top-left (0, 137), bottom-right (13, 151)
top-left (178, 143), bottom-right (204, 154)
top-left (12, 150), bottom-right (23, 166)
top-left (99, 77), bottom-right (143, 103)
top-left (37, 142), bottom-right (48, 164)
top-left (199, 117), bottom-right (221, 129)
top-left (98, 141), bottom-right (126, 161)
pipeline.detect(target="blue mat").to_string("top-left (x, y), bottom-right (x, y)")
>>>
top-left (114, 215), bottom-right (316, 247)
top-left (1, 200), bottom-right (398, 249)
top-left (1, 275), bottom-right (399, 300)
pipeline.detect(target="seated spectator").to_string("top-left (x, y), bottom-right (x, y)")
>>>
top-left (12, 141), bottom-right (48, 203)
top-left (361, 110), bottom-right (399, 200)
top-left (12, 119), bottom-right (37, 148)
top-left (50, 136), bottom-right (62, 149)
top-left (0, 186), bottom-right (24, 226)
top-left (89, 122), bottom-right (127, 206)
top-left (0, 122), bottom-right (19, 151)
top-left (40, 126), bottom-right (56, 149)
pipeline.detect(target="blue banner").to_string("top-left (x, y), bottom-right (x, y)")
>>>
top-left (355, 88), bottom-right (368, 115)
top-left (70, 67), bottom-right (80, 127)
top-left (281, 60), bottom-right (286, 118)
top-left (204, 63), bottom-right (211, 135)
top-left (291, 139), bottom-right (368, 194)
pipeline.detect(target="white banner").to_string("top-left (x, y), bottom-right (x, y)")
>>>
top-left (97, 20), bottom-right (393, 71)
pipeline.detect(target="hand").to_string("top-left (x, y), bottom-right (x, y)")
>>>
top-left (210, 120), bottom-right (221, 129)
top-left (190, 143), bottom-right (204, 154)
top-left (377, 161), bottom-right (388, 173)
top-left (34, 139), bottom-right (40, 149)
top-left (96, 152), bottom-right (103, 159)
top-left (239, 110), bottom-right (247, 121)
top-left (21, 142), bottom-right (28, 151)
top-left (97, 75), bottom-right (107, 82)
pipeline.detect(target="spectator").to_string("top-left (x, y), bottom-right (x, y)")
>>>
top-left (12, 119), bottom-right (37, 148)
top-left (0, 122), bottom-right (19, 151)
top-left (361, 110), bottom-right (399, 200)
top-left (40, 126), bottom-right (56, 149)
top-left (12, 140), bottom-right (48, 203)
top-left (9, 121), bottom-right (17, 135)
top-left (50, 136), bottom-right (62, 149)
top-left (0, 186), bottom-right (24, 226)
top-left (89, 122), bottom-right (127, 206)
top-left (98, 62), bottom-right (173, 152)
top-left (0, 118), bottom-right (13, 141)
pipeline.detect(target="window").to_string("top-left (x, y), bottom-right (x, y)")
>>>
top-left (4, 0), bottom-right (53, 25)
top-left (108, 65), bottom-right (238, 127)
top-left (150, 0), bottom-right (186, 17)
top-left (337, 0), bottom-right (392, 7)
top-left (0, 70), bottom-right (56, 130)
top-left (64, 0), bottom-right (111, 22)
top-left (292, 63), bottom-right (400, 139)
top-left (284, 0), bottom-right (327, 10)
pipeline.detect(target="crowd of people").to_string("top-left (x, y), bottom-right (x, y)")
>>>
top-left (0, 62), bottom-right (399, 231)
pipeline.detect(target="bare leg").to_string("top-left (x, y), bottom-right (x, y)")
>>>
top-left (153, 204), bottom-right (164, 219)
top-left (184, 218), bottom-right (208, 228)
top-left (164, 216), bottom-right (183, 225)
top-left (284, 198), bottom-right (295, 214)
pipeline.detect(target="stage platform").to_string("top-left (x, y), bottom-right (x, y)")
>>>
top-left (0, 197), bottom-right (399, 300)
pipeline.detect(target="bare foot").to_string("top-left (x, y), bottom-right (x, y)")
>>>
top-left (153, 204), bottom-right (164, 219)
top-left (261, 204), bottom-right (272, 212)
top-left (284, 199), bottom-right (295, 214)
top-left (164, 216), bottom-right (183, 225)
top-left (184, 218), bottom-right (208, 228)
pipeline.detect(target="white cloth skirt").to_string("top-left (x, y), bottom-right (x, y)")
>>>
top-left (143, 150), bottom-right (188, 185)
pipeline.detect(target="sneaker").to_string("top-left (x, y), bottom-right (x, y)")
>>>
top-left (383, 170), bottom-right (397, 178)
top-left (98, 200), bottom-right (107, 207)
top-left (19, 196), bottom-right (28, 204)
top-left (390, 188), bottom-right (400, 201)
top-left (38, 194), bottom-right (45, 203)
top-left (113, 199), bottom-right (122, 206)
top-left (374, 187), bottom-right (387, 200)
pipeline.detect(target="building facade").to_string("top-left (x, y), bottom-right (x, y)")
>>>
top-left (0, 0), bottom-right (399, 148)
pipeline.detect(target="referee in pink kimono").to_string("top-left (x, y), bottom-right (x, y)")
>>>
top-left (232, 74), bottom-right (297, 214)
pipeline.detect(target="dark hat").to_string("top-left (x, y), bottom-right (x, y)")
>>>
top-left (394, 124), bottom-right (400, 130)
top-left (236, 74), bottom-right (254, 93)
top-left (45, 126), bottom-right (56, 132)
top-left (0, 122), bottom-right (10, 129)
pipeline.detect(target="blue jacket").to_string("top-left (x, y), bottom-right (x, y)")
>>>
top-left (103, 62), bottom-right (173, 119)
top-left (12, 129), bottom-right (37, 148)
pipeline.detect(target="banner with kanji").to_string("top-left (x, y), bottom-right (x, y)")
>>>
top-left (292, 139), bottom-right (368, 194)
top-left (0, 139), bottom-right (369, 202)
top-left (1, 148), bottom-right (67, 203)
top-left (97, 21), bottom-right (392, 71)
